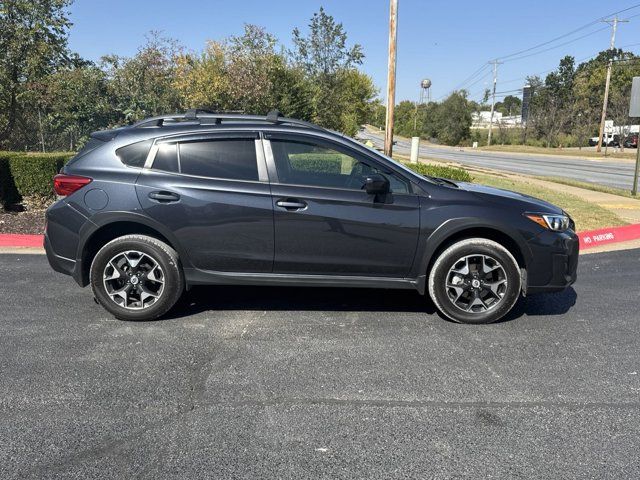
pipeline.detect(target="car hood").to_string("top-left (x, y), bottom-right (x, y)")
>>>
top-left (454, 181), bottom-right (564, 214)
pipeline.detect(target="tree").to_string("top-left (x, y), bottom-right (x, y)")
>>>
top-left (226, 24), bottom-right (281, 113)
top-left (26, 63), bottom-right (111, 151)
top-left (102, 32), bottom-right (182, 124)
top-left (173, 40), bottom-right (230, 111)
top-left (435, 92), bottom-right (472, 145)
top-left (289, 8), bottom-right (373, 135)
top-left (0, 0), bottom-right (72, 145)
top-left (291, 7), bottom-right (363, 77)
top-left (495, 95), bottom-right (522, 116)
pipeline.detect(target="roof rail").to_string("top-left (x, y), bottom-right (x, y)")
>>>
top-left (131, 109), bottom-right (325, 131)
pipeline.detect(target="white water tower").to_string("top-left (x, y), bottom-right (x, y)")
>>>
top-left (420, 79), bottom-right (432, 103)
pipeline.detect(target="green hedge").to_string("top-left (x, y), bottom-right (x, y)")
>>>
top-left (0, 152), bottom-right (74, 207)
top-left (403, 162), bottom-right (473, 183)
top-left (289, 153), bottom-right (350, 174)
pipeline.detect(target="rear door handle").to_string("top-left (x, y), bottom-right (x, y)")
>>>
top-left (148, 191), bottom-right (180, 203)
top-left (276, 199), bottom-right (307, 211)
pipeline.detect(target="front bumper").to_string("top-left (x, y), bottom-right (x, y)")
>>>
top-left (525, 229), bottom-right (579, 294)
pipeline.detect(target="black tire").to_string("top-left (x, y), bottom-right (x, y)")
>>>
top-left (428, 238), bottom-right (521, 324)
top-left (90, 234), bottom-right (184, 321)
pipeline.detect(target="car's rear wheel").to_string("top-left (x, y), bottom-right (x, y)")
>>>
top-left (428, 238), bottom-right (521, 324)
top-left (90, 235), bottom-right (184, 321)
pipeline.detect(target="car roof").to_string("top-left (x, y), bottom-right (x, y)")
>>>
top-left (91, 109), bottom-right (336, 144)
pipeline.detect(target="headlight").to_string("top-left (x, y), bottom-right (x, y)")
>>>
top-left (524, 213), bottom-right (570, 232)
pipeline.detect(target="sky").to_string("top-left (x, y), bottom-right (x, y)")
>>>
top-left (67, 0), bottom-right (640, 103)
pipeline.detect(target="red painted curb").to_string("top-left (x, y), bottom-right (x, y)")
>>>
top-left (1, 225), bottom-right (640, 250)
top-left (0, 234), bottom-right (44, 248)
top-left (578, 223), bottom-right (640, 249)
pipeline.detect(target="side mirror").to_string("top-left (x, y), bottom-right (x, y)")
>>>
top-left (364, 173), bottom-right (390, 195)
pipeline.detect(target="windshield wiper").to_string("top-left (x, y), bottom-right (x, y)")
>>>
top-left (433, 177), bottom-right (459, 188)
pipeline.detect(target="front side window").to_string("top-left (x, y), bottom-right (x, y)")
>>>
top-left (270, 138), bottom-right (410, 193)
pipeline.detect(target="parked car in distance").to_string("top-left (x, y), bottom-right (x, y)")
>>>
top-left (623, 133), bottom-right (638, 149)
top-left (588, 134), bottom-right (620, 147)
top-left (45, 110), bottom-right (578, 324)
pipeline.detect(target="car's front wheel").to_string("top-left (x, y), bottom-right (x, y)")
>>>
top-left (90, 234), bottom-right (184, 321)
top-left (428, 238), bottom-right (522, 324)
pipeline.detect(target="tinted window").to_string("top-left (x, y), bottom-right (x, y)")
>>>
top-left (116, 140), bottom-right (152, 168)
top-left (270, 139), bottom-right (410, 193)
top-left (179, 140), bottom-right (258, 181)
top-left (152, 143), bottom-right (179, 173)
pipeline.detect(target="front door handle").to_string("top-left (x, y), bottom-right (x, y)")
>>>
top-left (276, 199), bottom-right (307, 211)
top-left (148, 191), bottom-right (180, 203)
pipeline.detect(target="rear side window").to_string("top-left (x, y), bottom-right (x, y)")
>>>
top-left (178, 139), bottom-right (258, 181)
top-left (116, 140), bottom-right (153, 168)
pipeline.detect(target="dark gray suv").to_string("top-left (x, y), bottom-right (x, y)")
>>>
top-left (45, 110), bottom-right (578, 324)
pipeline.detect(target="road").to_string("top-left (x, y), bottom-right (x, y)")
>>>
top-left (2, 250), bottom-right (640, 479)
top-left (358, 129), bottom-right (637, 190)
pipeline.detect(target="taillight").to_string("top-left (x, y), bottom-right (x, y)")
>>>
top-left (53, 174), bottom-right (93, 196)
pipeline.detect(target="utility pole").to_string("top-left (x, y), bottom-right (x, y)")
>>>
top-left (487, 60), bottom-right (502, 146)
top-left (384, 0), bottom-right (398, 157)
top-left (596, 16), bottom-right (628, 153)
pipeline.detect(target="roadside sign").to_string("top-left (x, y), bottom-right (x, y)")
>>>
top-left (631, 77), bottom-right (640, 118)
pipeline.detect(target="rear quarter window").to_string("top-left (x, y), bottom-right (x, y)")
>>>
top-left (116, 140), bottom-right (153, 168)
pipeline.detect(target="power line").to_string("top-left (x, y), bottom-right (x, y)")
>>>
top-left (499, 43), bottom-right (640, 87)
top-left (452, 63), bottom-right (491, 90)
top-left (439, 5), bottom-right (640, 103)
top-left (501, 25), bottom-right (610, 63)
top-left (462, 69), bottom-right (493, 91)
top-left (496, 3), bottom-right (640, 61)
top-left (436, 64), bottom-right (491, 101)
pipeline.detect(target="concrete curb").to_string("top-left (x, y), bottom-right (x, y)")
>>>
top-left (0, 234), bottom-right (43, 248)
top-left (578, 224), bottom-right (640, 250)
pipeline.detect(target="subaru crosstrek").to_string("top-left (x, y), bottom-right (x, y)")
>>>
top-left (45, 110), bottom-right (578, 324)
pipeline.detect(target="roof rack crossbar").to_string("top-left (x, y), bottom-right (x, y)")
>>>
top-left (131, 109), bottom-right (325, 131)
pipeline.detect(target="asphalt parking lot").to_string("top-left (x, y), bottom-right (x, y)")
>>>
top-left (1, 249), bottom-right (640, 479)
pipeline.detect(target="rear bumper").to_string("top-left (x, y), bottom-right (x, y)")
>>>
top-left (44, 200), bottom-right (89, 286)
top-left (525, 230), bottom-right (579, 294)
top-left (44, 233), bottom-right (77, 276)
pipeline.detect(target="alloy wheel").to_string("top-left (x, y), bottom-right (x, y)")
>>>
top-left (103, 250), bottom-right (165, 310)
top-left (445, 254), bottom-right (508, 313)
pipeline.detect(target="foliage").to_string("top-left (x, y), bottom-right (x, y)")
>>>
top-left (495, 95), bottom-right (521, 116)
top-left (525, 51), bottom-right (640, 148)
top-left (402, 162), bottom-right (473, 183)
top-left (289, 153), bottom-right (346, 174)
top-left (0, 0), bottom-right (72, 145)
top-left (392, 92), bottom-right (472, 146)
top-left (387, 49), bottom-right (640, 149)
top-left (291, 7), bottom-right (363, 76)
top-left (290, 8), bottom-right (373, 135)
top-left (1, 7), bottom-right (377, 151)
top-left (101, 32), bottom-right (182, 124)
top-left (0, 151), bottom-right (72, 206)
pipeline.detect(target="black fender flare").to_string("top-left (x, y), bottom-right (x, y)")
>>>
top-left (416, 217), bottom-right (533, 278)
top-left (74, 211), bottom-right (193, 285)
